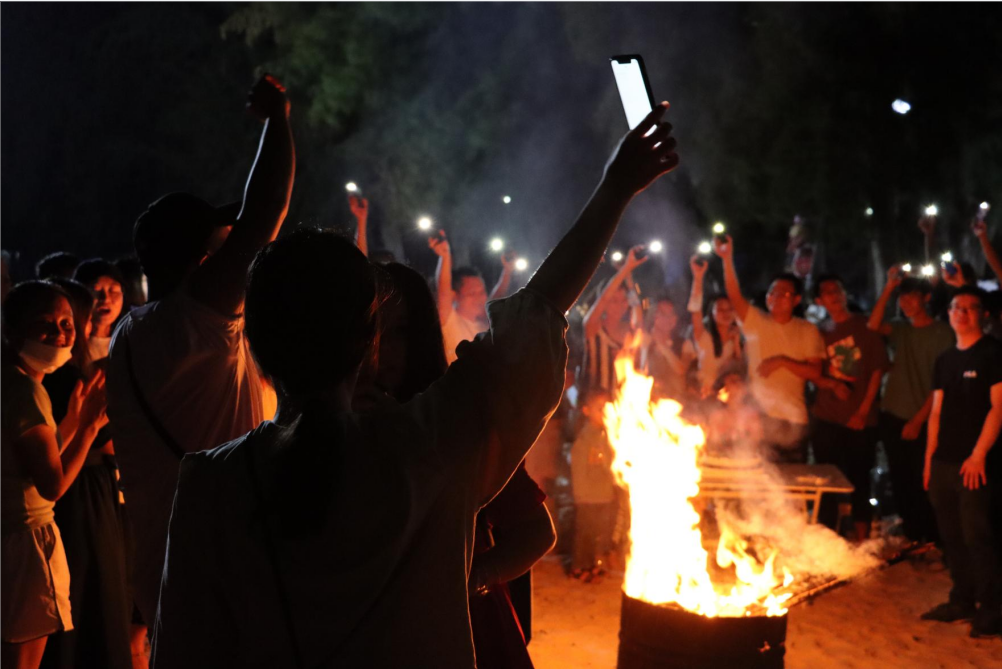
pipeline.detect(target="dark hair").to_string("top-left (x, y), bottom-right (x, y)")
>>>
top-left (770, 272), bottom-right (804, 297)
top-left (813, 273), bottom-right (844, 299)
top-left (115, 256), bottom-right (148, 311)
top-left (951, 285), bottom-right (987, 309)
top-left (704, 294), bottom-right (730, 358)
top-left (1, 280), bottom-right (74, 363)
top-left (898, 277), bottom-right (933, 296)
top-left (380, 263), bottom-right (447, 401)
top-left (73, 259), bottom-right (125, 289)
top-left (648, 295), bottom-right (686, 357)
top-left (35, 252), bottom-right (79, 280)
top-left (244, 228), bottom-right (379, 537)
top-left (49, 278), bottom-right (96, 370)
top-left (452, 266), bottom-right (484, 291)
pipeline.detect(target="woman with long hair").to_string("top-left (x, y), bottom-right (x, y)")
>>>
top-left (1, 281), bottom-right (108, 669)
top-left (151, 103), bottom-right (678, 667)
top-left (688, 255), bottom-right (744, 398)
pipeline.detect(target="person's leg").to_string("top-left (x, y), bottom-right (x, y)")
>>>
top-left (910, 424), bottom-right (940, 544)
top-left (811, 420), bottom-right (846, 531)
top-left (572, 504), bottom-right (598, 572)
top-left (847, 429), bottom-right (876, 541)
top-left (2, 637), bottom-right (49, 669)
top-left (882, 413), bottom-right (918, 540)
top-left (958, 482), bottom-right (1002, 614)
top-left (927, 460), bottom-right (976, 610)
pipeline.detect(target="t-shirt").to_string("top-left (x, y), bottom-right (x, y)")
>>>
top-left (640, 332), bottom-right (695, 400)
top-left (442, 308), bottom-right (486, 365)
top-left (151, 289), bottom-right (567, 669)
top-left (882, 320), bottom-right (955, 422)
top-left (739, 306), bottom-right (825, 425)
top-left (812, 315), bottom-right (890, 426)
top-left (571, 421), bottom-right (616, 505)
top-left (105, 291), bottom-right (277, 623)
top-left (693, 329), bottom-right (739, 394)
top-left (1, 361), bottom-right (58, 531)
top-left (583, 326), bottom-right (629, 396)
top-left (932, 336), bottom-right (1002, 463)
top-left (87, 336), bottom-right (112, 365)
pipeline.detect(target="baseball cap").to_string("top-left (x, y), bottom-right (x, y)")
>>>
top-left (133, 193), bottom-right (241, 281)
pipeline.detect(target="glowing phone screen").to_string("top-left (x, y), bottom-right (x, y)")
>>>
top-left (611, 57), bottom-right (654, 130)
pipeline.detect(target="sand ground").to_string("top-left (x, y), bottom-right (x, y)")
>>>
top-left (527, 555), bottom-right (1002, 668)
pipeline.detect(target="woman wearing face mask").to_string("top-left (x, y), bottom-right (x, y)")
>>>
top-left (689, 255), bottom-right (744, 398)
top-left (72, 260), bottom-right (125, 369)
top-left (1, 281), bottom-right (109, 669)
top-left (355, 262), bottom-right (554, 669)
top-left (38, 280), bottom-right (132, 669)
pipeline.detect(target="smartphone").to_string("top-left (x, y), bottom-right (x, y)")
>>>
top-left (610, 55), bottom-right (655, 131)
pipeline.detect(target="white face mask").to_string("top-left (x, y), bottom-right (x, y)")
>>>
top-left (20, 340), bottom-right (74, 375)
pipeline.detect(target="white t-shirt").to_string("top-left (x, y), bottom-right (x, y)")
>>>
top-left (693, 330), bottom-right (739, 393)
top-left (106, 292), bottom-right (276, 623)
top-left (441, 307), bottom-right (485, 365)
top-left (739, 306), bottom-right (824, 425)
top-left (151, 289), bottom-right (568, 669)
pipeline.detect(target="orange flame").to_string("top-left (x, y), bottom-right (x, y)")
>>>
top-left (603, 357), bottom-right (794, 617)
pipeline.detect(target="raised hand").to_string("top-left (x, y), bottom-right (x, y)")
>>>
top-left (690, 254), bottom-right (708, 277)
top-left (500, 249), bottom-right (517, 273)
top-left (603, 102), bottom-right (679, 196)
top-left (428, 231), bottom-right (451, 258)
top-left (713, 234), bottom-right (733, 261)
top-left (972, 218), bottom-right (989, 240)
top-left (917, 215), bottom-right (936, 237)
top-left (941, 262), bottom-right (965, 288)
top-left (348, 195), bottom-right (369, 222)
top-left (624, 245), bottom-right (649, 271)
top-left (79, 369), bottom-right (110, 431)
top-left (247, 73), bottom-right (291, 122)
top-left (885, 264), bottom-right (904, 291)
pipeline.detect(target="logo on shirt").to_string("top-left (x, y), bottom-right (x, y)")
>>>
top-left (964, 370), bottom-right (978, 379)
top-left (826, 336), bottom-right (861, 382)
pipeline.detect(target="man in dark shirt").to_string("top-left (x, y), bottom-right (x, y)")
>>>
top-left (923, 286), bottom-right (1002, 638)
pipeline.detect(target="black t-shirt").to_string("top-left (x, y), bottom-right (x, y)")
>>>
top-left (932, 336), bottom-right (1002, 463)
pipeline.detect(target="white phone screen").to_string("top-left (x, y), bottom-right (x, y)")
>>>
top-left (611, 58), bottom-right (653, 130)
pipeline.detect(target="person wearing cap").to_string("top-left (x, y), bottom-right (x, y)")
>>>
top-left (105, 74), bottom-right (294, 628)
top-left (868, 265), bottom-right (954, 546)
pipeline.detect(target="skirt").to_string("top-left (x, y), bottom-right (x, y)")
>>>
top-left (1, 522), bottom-right (73, 643)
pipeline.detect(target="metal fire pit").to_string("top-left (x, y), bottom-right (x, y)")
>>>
top-left (617, 593), bottom-right (788, 669)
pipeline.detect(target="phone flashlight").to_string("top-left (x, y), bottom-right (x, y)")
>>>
top-left (502, 195), bottom-right (512, 205)
top-left (712, 222), bottom-right (726, 235)
top-left (345, 182), bottom-right (359, 193)
top-left (865, 207), bottom-right (874, 217)
top-left (611, 250), bottom-right (624, 262)
top-left (981, 202), bottom-right (991, 211)
top-left (648, 240), bottom-right (664, 253)
top-left (697, 241), bottom-right (712, 255)
top-left (901, 263), bottom-right (913, 273)
top-left (925, 204), bottom-right (938, 217)
top-left (515, 258), bottom-right (529, 272)
top-left (489, 238), bottom-right (504, 252)
top-left (941, 251), bottom-right (953, 264)
top-left (920, 264), bottom-right (935, 277)
top-left (417, 217), bottom-right (433, 231)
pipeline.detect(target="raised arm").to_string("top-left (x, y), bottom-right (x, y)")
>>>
top-left (923, 389), bottom-right (944, 490)
top-left (972, 219), bottom-right (1002, 284)
top-left (712, 234), bottom-right (750, 321)
top-left (190, 75), bottom-right (295, 316)
top-left (489, 250), bottom-right (516, 301)
top-left (688, 254), bottom-right (709, 342)
top-left (429, 232), bottom-right (453, 324)
top-left (527, 103), bottom-right (678, 314)
top-left (582, 246), bottom-right (646, 339)
top-left (868, 265), bottom-right (902, 335)
top-left (349, 194), bottom-right (369, 257)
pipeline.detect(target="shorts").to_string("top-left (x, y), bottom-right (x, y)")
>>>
top-left (1, 522), bottom-right (73, 643)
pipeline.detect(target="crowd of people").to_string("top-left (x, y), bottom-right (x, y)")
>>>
top-left (0, 74), bottom-right (998, 669)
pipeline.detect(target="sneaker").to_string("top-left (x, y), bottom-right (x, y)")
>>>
top-left (970, 609), bottom-right (1002, 638)
top-left (920, 602), bottom-right (976, 623)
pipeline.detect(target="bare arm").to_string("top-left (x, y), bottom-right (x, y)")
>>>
top-left (582, 249), bottom-right (645, 340)
top-left (847, 369), bottom-right (884, 430)
top-left (527, 103), bottom-right (678, 315)
top-left (923, 390), bottom-right (944, 490)
top-left (868, 265), bottom-right (902, 335)
top-left (960, 382), bottom-right (1002, 490)
top-left (973, 220), bottom-right (1002, 283)
top-left (189, 76), bottom-right (295, 316)
top-left (688, 255), bottom-right (708, 342)
top-left (469, 503), bottom-right (556, 592)
top-left (713, 235), bottom-right (750, 321)
top-left (430, 233), bottom-right (453, 324)
top-left (349, 195), bottom-right (368, 257)
top-left (489, 250), bottom-right (515, 301)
